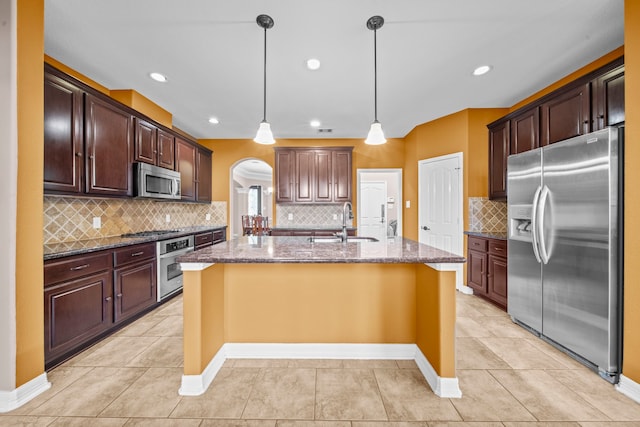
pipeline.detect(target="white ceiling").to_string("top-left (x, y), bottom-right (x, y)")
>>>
top-left (44, 0), bottom-right (624, 141)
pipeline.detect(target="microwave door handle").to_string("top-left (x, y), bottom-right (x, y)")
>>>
top-left (174, 178), bottom-right (181, 197)
top-left (531, 185), bottom-right (543, 264)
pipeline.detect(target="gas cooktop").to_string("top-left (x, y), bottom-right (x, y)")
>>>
top-left (121, 229), bottom-right (181, 238)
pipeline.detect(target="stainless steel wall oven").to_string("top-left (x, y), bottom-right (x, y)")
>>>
top-left (157, 235), bottom-right (194, 301)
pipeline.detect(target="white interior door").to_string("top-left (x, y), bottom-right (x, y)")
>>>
top-left (419, 153), bottom-right (464, 289)
top-left (359, 181), bottom-right (387, 241)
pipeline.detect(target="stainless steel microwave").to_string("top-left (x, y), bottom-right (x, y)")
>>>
top-left (134, 162), bottom-right (181, 200)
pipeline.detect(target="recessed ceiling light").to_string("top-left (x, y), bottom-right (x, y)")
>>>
top-left (306, 58), bottom-right (321, 70)
top-left (310, 119), bottom-right (321, 127)
top-left (208, 117), bottom-right (219, 124)
top-left (472, 65), bottom-right (492, 76)
top-left (149, 72), bottom-right (168, 82)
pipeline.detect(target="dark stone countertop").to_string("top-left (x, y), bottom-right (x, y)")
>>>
top-left (178, 236), bottom-right (466, 265)
top-left (44, 225), bottom-right (227, 261)
top-left (270, 226), bottom-right (357, 230)
top-left (464, 231), bottom-right (508, 240)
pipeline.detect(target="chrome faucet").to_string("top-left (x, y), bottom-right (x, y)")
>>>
top-left (338, 201), bottom-right (353, 242)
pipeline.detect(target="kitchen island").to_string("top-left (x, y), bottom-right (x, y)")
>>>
top-left (177, 236), bottom-right (466, 398)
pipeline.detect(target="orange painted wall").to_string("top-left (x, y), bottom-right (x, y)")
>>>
top-left (198, 137), bottom-right (406, 227)
top-left (623, 0), bottom-right (640, 384)
top-left (110, 89), bottom-right (173, 128)
top-left (16, 0), bottom-right (45, 386)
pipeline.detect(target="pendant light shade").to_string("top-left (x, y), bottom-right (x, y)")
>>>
top-left (254, 14), bottom-right (276, 145)
top-left (365, 15), bottom-right (386, 145)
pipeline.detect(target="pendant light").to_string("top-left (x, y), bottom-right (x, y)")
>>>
top-left (365, 15), bottom-right (387, 145)
top-left (254, 14), bottom-right (276, 145)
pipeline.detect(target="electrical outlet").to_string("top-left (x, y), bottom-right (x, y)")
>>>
top-left (405, 200), bottom-right (411, 208)
top-left (288, 213), bottom-right (293, 220)
top-left (333, 214), bottom-right (338, 220)
top-left (205, 213), bottom-right (211, 221)
top-left (165, 214), bottom-right (171, 223)
top-left (92, 216), bottom-right (101, 229)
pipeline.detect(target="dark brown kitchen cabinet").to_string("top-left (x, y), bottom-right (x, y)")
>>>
top-left (274, 147), bottom-right (353, 204)
top-left (466, 235), bottom-right (507, 310)
top-left (511, 107), bottom-right (539, 154)
top-left (44, 251), bottom-right (113, 367)
top-left (134, 119), bottom-right (176, 170)
top-left (592, 65), bottom-right (625, 130)
top-left (195, 231), bottom-right (214, 250)
top-left (270, 228), bottom-right (356, 237)
top-left (275, 149), bottom-right (295, 203)
top-left (85, 93), bottom-right (134, 196)
top-left (44, 69), bottom-right (84, 194)
top-left (488, 120), bottom-right (509, 200)
top-left (540, 83), bottom-right (590, 146)
top-left (196, 148), bottom-right (212, 203)
top-left (176, 137), bottom-right (196, 201)
top-left (113, 242), bottom-right (157, 324)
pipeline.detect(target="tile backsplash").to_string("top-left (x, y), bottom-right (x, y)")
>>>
top-left (275, 204), bottom-right (353, 228)
top-left (468, 197), bottom-right (507, 232)
top-left (44, 196), bottom-right (226, 244)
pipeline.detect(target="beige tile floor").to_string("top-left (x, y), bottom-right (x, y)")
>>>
top-left (3, 292), bottom-right (640, 426)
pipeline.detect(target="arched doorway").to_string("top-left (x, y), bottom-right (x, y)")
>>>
top-left (230, 159), bottom-right (273, 239)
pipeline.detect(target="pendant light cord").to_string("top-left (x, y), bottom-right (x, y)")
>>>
top-left (373, 27), bottom-right (378, 122)
top-left (262, 26), bottom-right (267, 122)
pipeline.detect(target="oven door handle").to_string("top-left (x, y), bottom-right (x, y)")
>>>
top-left (159, 246), bottom-right (194, 259)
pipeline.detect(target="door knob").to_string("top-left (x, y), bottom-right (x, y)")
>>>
top-left (422, 226), bottom-right (430, 231)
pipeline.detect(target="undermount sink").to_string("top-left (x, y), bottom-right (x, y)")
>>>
top-left (308, 236), bottom-right (379, 243)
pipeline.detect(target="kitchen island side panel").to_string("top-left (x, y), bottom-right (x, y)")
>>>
top-left (224, 263), bottom-right (417, 343)
top-left (183, 265), bottom-right (225, 375)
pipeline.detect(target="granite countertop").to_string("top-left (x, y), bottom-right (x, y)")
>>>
top-left (178, 236), bottom-right (466, 265)
top-left (270, 225), bottom-right (357, 230)
top-left (44, 225), bottom-right (227, 261)
top-left (464, 231), bottom-right (508, 240)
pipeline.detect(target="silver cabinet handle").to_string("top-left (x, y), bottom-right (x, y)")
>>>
top-left (70, 264), bottom-right (89, 271)
top-left (131, 251), bottom-right (144, 257)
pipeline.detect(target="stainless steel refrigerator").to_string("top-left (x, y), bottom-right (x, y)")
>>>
top-left (507, 127), bottom-right (623, 382)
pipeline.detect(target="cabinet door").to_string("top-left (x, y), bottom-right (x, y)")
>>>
top-left (44, 270), bottom-right (113, 364)
top-left (176, 137), bottom-right (196, 201)
top-left (510, 108), bottom-right (539, 154)
top-left (295, 150), bottom-right (315, 203)
top-left (44, 71), bottom-right (84, 194)
top-left (275, 149), bottom-right (294, 203)
top-left (488, 120), bottom-right (509, 200)
top-left (467, 250), bottom-right (487, 294)
top-left (314, 150), bottom-right (332, 202)
top-left (157, 129), bottom-right (175, 170)
top-left (488, 255), bottom-right (508, 309)
top-left (333, 149), bottom-right (352, 202)
top-left (134, 118), bottom-right (157, 165)
top-left (114, 260), bottom-right (157, 323)
top-left (592, 65), bottom-right (625, 130)
top-left (196, 148), bottom-right (212, 203)
top-left (85, 94), bottom-right (134, 196)
top-left (540, 83), bottom-right (590, 146)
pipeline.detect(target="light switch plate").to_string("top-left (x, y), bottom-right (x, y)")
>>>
top-left (165, 214), bottom-right (171, 223)
top-left (288, 213), bottom-right (293, 220)
top-left (205, 213), bottom-right (211, 221)
top-left (405, 200), bottom-right (411, 208)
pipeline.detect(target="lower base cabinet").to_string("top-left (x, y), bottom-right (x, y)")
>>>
top-left (270, 228), bottom-right (356, 237)
top-left (467, 235), bottom-right (508, 310)
top-left (44, 242), bottom-right (157, 369)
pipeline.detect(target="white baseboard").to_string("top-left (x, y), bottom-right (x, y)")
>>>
top-left (459, 285), bottom-right (474, 295)
top-left (179, 343), bottom-right (461, 399)
top-left (414, 348), bottom-right (462, 398)
top-left (617, 374), bottom-right (640, 404)
top-left (0, 373), bottom-right (51, 413)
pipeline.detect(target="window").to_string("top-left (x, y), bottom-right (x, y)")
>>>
top-left (248, 185), bottom-right (262, 216)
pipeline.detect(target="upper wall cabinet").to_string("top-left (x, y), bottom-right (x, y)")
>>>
top-left (487, 57), bottom-right (624, 200)
top-left (274, 147), bottom-right (353, 204)
top-left (85, 93), bottom-right (134, 196)
top-left (44, 70), bottom-right (84, 194)
top-left (134, 118), bottom-right (176, 170)
top-left (44, 64), bottom-right (211, 202)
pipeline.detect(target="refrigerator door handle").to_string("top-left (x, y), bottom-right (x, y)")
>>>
top-left (531, 185), bottom-right (543, 264)
top-left (538, 185), bottom-right (551, 265)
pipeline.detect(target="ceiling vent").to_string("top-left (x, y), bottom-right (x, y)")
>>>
top-left (318, 128), bottom-right (333, 133)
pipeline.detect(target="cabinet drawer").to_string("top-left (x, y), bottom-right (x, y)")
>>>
top-left (468, 236), bottom-right (488, 252)
top-left (488, 239), bottom-right (507, 256)
top-left (45, 251), bottom-right (112, 286)
top-left (195, 231), bottom-right (214, 247)
top-left (212, 229), bottom-right (225, 244)
top-left (113, 242), bottom-right (156, 267)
